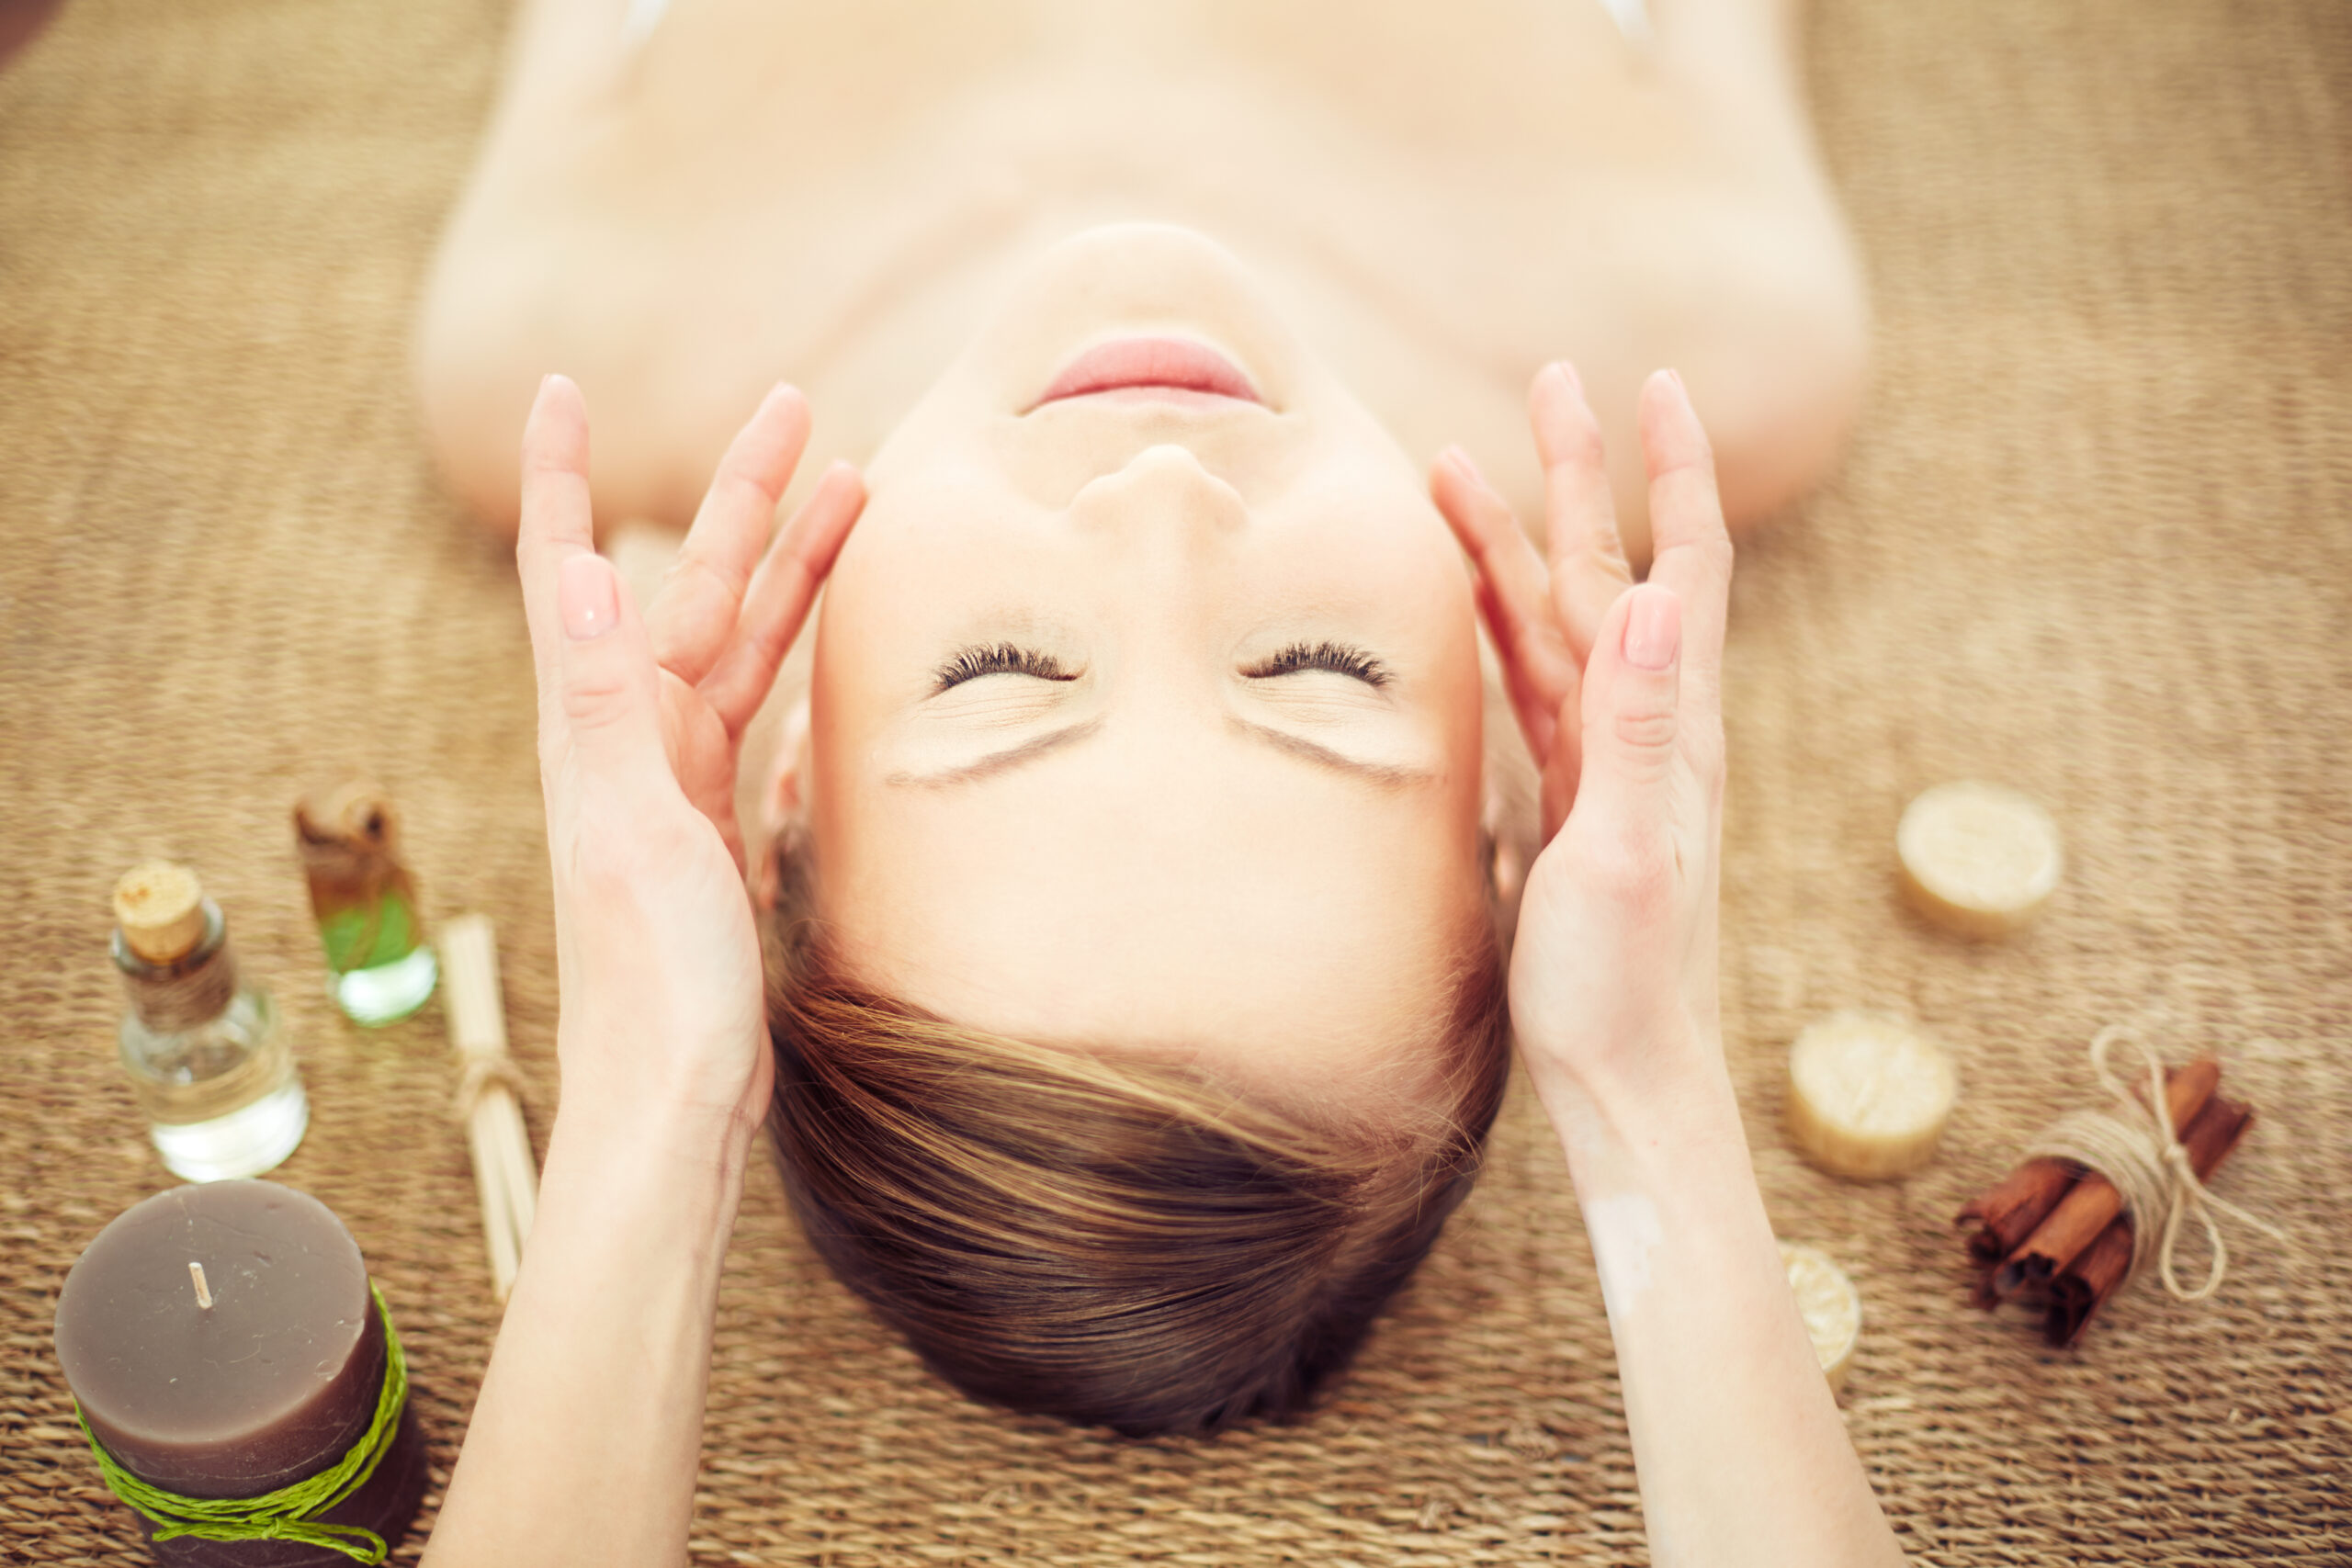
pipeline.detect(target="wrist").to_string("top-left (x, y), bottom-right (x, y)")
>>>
top-left (1526, 1023), bottom-right (1747, 1194)
top-left (543, 1074), bottom-right (760, 1247)
top-left (553, 1014), bottom-right (768, 1170)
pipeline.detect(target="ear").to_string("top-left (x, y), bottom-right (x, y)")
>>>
top-left (1477, 655), bottom-right (1541, 922)
top-left (762, 692), bottom-right (812, 832)
top-left (751, 694), bottom-right (813, 910)
top-left (1483, 787), bottom-right (1527, 908)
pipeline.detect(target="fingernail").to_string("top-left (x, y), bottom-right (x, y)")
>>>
top-left (1623, 587), bottom-right (1680, 671)
top-left (1446, 446), bottom-right (1487, 485)
top-left (1663, 367), bottom-right (1688, 402)
top-left (1552, 361), bottom-right (1585, 402)
top-left (559, 554), bottom-right (619, 641)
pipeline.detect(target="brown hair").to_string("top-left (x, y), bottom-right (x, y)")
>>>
top-left (761, 836), bottom-right (1511, 1437)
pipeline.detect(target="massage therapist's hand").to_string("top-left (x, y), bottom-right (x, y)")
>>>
top-left (1441, 378), bottom-right (1903, 1568)
top-left (1434, 364), bottom-right (1731, 1100)
top-left (516, 375), bottom-right (863, 1159)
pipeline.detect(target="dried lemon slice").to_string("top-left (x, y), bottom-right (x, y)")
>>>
top-left (1780, 1242), bottom-right (1861, 1393)
top-left (1787, 1010), bottom-right (1957, 1179)
top-left (1897, 781), bottom-right (2063, 937)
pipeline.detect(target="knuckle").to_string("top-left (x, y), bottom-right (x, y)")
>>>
top-left (676, 542), bottom-right (751, 604)
top-left (1565, 535), bottom-right (1634, 582)
top-left (560, 665), bottom-right (638, 733)
top-left (1562, 412), bottom-right (1609, 469)
top-left (1611, 704), bottom-right (1679, 755)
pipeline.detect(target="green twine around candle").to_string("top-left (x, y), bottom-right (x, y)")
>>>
top-left (73, 1281), bottom-right (410, 1565)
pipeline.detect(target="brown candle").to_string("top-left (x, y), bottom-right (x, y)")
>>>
top-left (52, 1181), bottom-right (428, 1566)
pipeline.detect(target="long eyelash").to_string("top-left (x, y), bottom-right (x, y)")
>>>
top-left (933, 642), bottom-right (1076, 692)
top-left (1248, 640), bottom-right (1392, 687)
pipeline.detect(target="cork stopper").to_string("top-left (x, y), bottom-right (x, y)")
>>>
top-left (294, 778), bottom-right (399, 854)
top-left (113, 862), bottom-right (209, 964)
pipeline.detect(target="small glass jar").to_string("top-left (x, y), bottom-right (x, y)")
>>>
top-left (111, 871), bottom-right (308, 1182)
top-left (314, 881), bottom-right (439, 1026)
top-left (297, 782), bottom-right (438, 1026)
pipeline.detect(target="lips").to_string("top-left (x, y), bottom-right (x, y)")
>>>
top-left (1034, 337), bottom-right (1263, 409)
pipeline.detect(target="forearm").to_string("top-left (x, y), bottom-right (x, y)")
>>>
top-left (1535, 1045), bottom-right (1905, 1568)
top-left (422, 1089), bottom-right (749, 1568)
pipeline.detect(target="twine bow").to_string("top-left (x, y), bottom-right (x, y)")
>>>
top-left (2025, 1026), bottom-right (2292, 1300)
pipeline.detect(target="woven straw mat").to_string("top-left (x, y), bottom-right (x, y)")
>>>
top-left (1, 1), bottom-right (2346, 1563)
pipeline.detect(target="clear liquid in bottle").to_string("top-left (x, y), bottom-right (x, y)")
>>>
top-left (111, 864), bottom-right (309, 1182)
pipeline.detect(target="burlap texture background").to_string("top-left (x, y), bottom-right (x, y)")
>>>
top-left (2, 1), bottom-right (2346, 1562)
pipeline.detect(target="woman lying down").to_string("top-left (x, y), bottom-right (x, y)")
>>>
top-left (413, 1), bottom-right (1899, 1563)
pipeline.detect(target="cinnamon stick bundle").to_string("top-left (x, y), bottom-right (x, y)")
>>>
top-left (1996, 1059), bottom-right (2220, 1297)
top-left (1956, 1062), bottom-right (2207, 1285)
top-left (1956, 1056), bottom-right (2254, 1345)
top-left (2045, 1093), bottom-right (2252, 1346)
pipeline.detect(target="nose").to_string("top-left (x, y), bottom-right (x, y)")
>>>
top-left (1066, 443), bottom-right (1248, 539)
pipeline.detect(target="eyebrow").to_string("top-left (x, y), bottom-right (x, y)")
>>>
top-left (885, 714), bottom-right (1433, 789)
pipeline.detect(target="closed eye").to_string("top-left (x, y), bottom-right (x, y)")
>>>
top-left (933, 642), bottom-right (1079, 693)
top-left (1243, 640), bottom-right (1391, 688)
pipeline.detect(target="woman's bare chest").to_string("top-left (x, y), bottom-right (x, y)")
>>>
top-left (613, 0), bottom-right (1645, 171)
top-left (578, 0), bottom-right (1679, 293)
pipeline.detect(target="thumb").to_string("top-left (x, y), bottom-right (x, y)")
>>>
top-left (548, 552), bottom-right (672, 801)
top-left (1570, 582), bottom-right (1683, 846)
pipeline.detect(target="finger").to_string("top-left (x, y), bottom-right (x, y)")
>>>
top-left (1472, 570), bottom-right (1560, 764)
top-left (1568, 582), bottom-right (1682, 863)
top-left (1530, 362), bottom-right (1634, 663)
top-left (549, 553), bottom-right (673, 807)
top-left (647, 383), bottom-right (813, 687)
top-left (699, 460), bottom-right (866, 735)
top-left (517, 375), bottom-right (598, 713)
top-left (1432, 446), bottom-right (1579, 755)
top-left (1638, 369), bottom-right (1733, 707)
top-left (1537, 686), bottom-right (1582, 845)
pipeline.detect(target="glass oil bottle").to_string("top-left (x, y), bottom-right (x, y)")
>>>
top-left (111, 861), bottom-right (309, 1181)
top-left (294, 780), bottom-right (437, 1025)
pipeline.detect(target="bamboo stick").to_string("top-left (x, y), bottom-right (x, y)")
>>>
top-left (438, 914), bottom-right (538, 1303)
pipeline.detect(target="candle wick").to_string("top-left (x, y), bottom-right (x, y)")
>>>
top-left (188, 1260), bottom-right (213, 1310)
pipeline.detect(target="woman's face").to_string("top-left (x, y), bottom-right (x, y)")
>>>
top-left (807, 225), bottom-right (1487, 1112)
